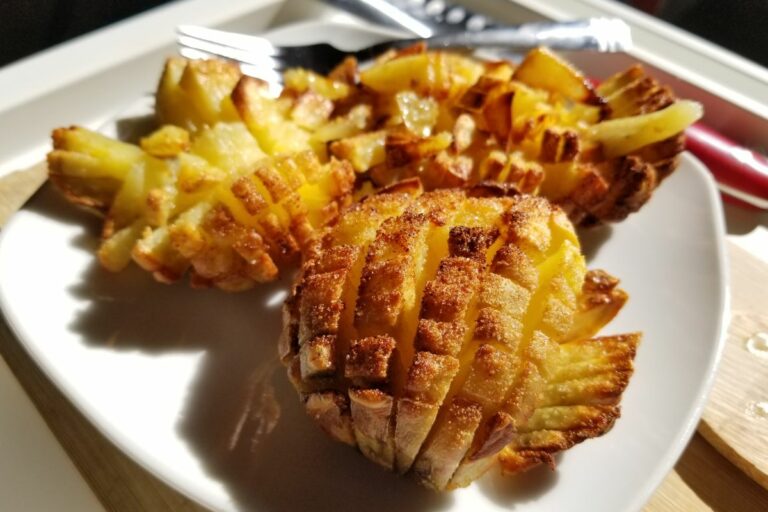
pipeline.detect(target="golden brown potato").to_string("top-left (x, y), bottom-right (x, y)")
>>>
top-left (512, 47), bottom-right (598, 104)
top-left (329, 49), bottom-right (700, 226)
top-left (155, 57), bottom-right (241, 131)
top-left (49, 123), bottom-right (354, 290)
top-left (282, 185), bottom-right (639, 490)
top-left (49, 57), bottom-right (374, 289)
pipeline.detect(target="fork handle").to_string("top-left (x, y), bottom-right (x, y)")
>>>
top-left (425, 19), bottom-right (631, 52)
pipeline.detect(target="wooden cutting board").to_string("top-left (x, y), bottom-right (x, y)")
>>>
top-left (0, 162), bottom-right (47, 226)
top-left (0, 168), bottom-right (767, 510)
top-left (699, 242), bottom-right (768, 489)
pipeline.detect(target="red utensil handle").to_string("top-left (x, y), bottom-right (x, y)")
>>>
top-left (587, 76), bottom-right (768, 208)
top-left (685, 123), bottom-right (768, 203)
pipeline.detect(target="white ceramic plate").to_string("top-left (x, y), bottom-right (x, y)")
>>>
top-left (0, 20), bottom-right (728, 512)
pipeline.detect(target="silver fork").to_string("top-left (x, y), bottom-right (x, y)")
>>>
top-left (176, 18), bottom-right (631, 81)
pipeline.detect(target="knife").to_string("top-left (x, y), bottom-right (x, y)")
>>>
top-left (322, 0), bottom-right (768, 209)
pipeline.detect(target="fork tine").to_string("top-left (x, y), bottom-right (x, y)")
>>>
top-left (177, 25), bottom-right (279, 55)
top-left (177, 35), bottom-right (285, 69)
top-left (177, 47), bottom-right (215, 61)
top-left (177, 42), bottom-right (285, 93)
top-left (177, 45), bottom-right (283, 87)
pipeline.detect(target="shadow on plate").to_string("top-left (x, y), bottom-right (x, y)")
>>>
top-left (115, 113), bottom-right (156, 144)
top-left (476, 461), bottom-right (559, 509)
top-left (723, 200), bottom-right (768, 235)
top-left (24, 183), bottom-right (102, 239)
top-left (64, 253), bottom-right (453, 510)
top-left (181, 351), bottom-right (453, 512)
top-left (577, 224), bottom-right (613, 263)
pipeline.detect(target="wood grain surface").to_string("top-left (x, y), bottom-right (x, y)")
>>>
top-left (0, 171), bottom-right (767, 510)
top-left (699, 243), bottom-right (768, 489)
top-left (0, 162), bottom-right (47, 226)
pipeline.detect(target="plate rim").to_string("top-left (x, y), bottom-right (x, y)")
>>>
top-left (624, 151), bottom-right (730, 511)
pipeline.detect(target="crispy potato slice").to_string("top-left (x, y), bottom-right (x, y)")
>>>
top-left (349, 388), bottom-right (397, 469)
top-left (283, 68), bottom-right (352, 101)
top-left (140, 125), bottom-right (191, 158)
top-left (306, 391), bottom-right (357, 446)
top-left (513, 47), bottom-right (597, 103)
top-left (330, 131), bottom-right (387, 172)
top-left (232, 76), bottom-right (315, 155)
top-left (156, 58), bottom-right (241, 130)
top-left (360, 52), bottom-right (483, 100)
top-left (588, 100), bottom-right (702, 158)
